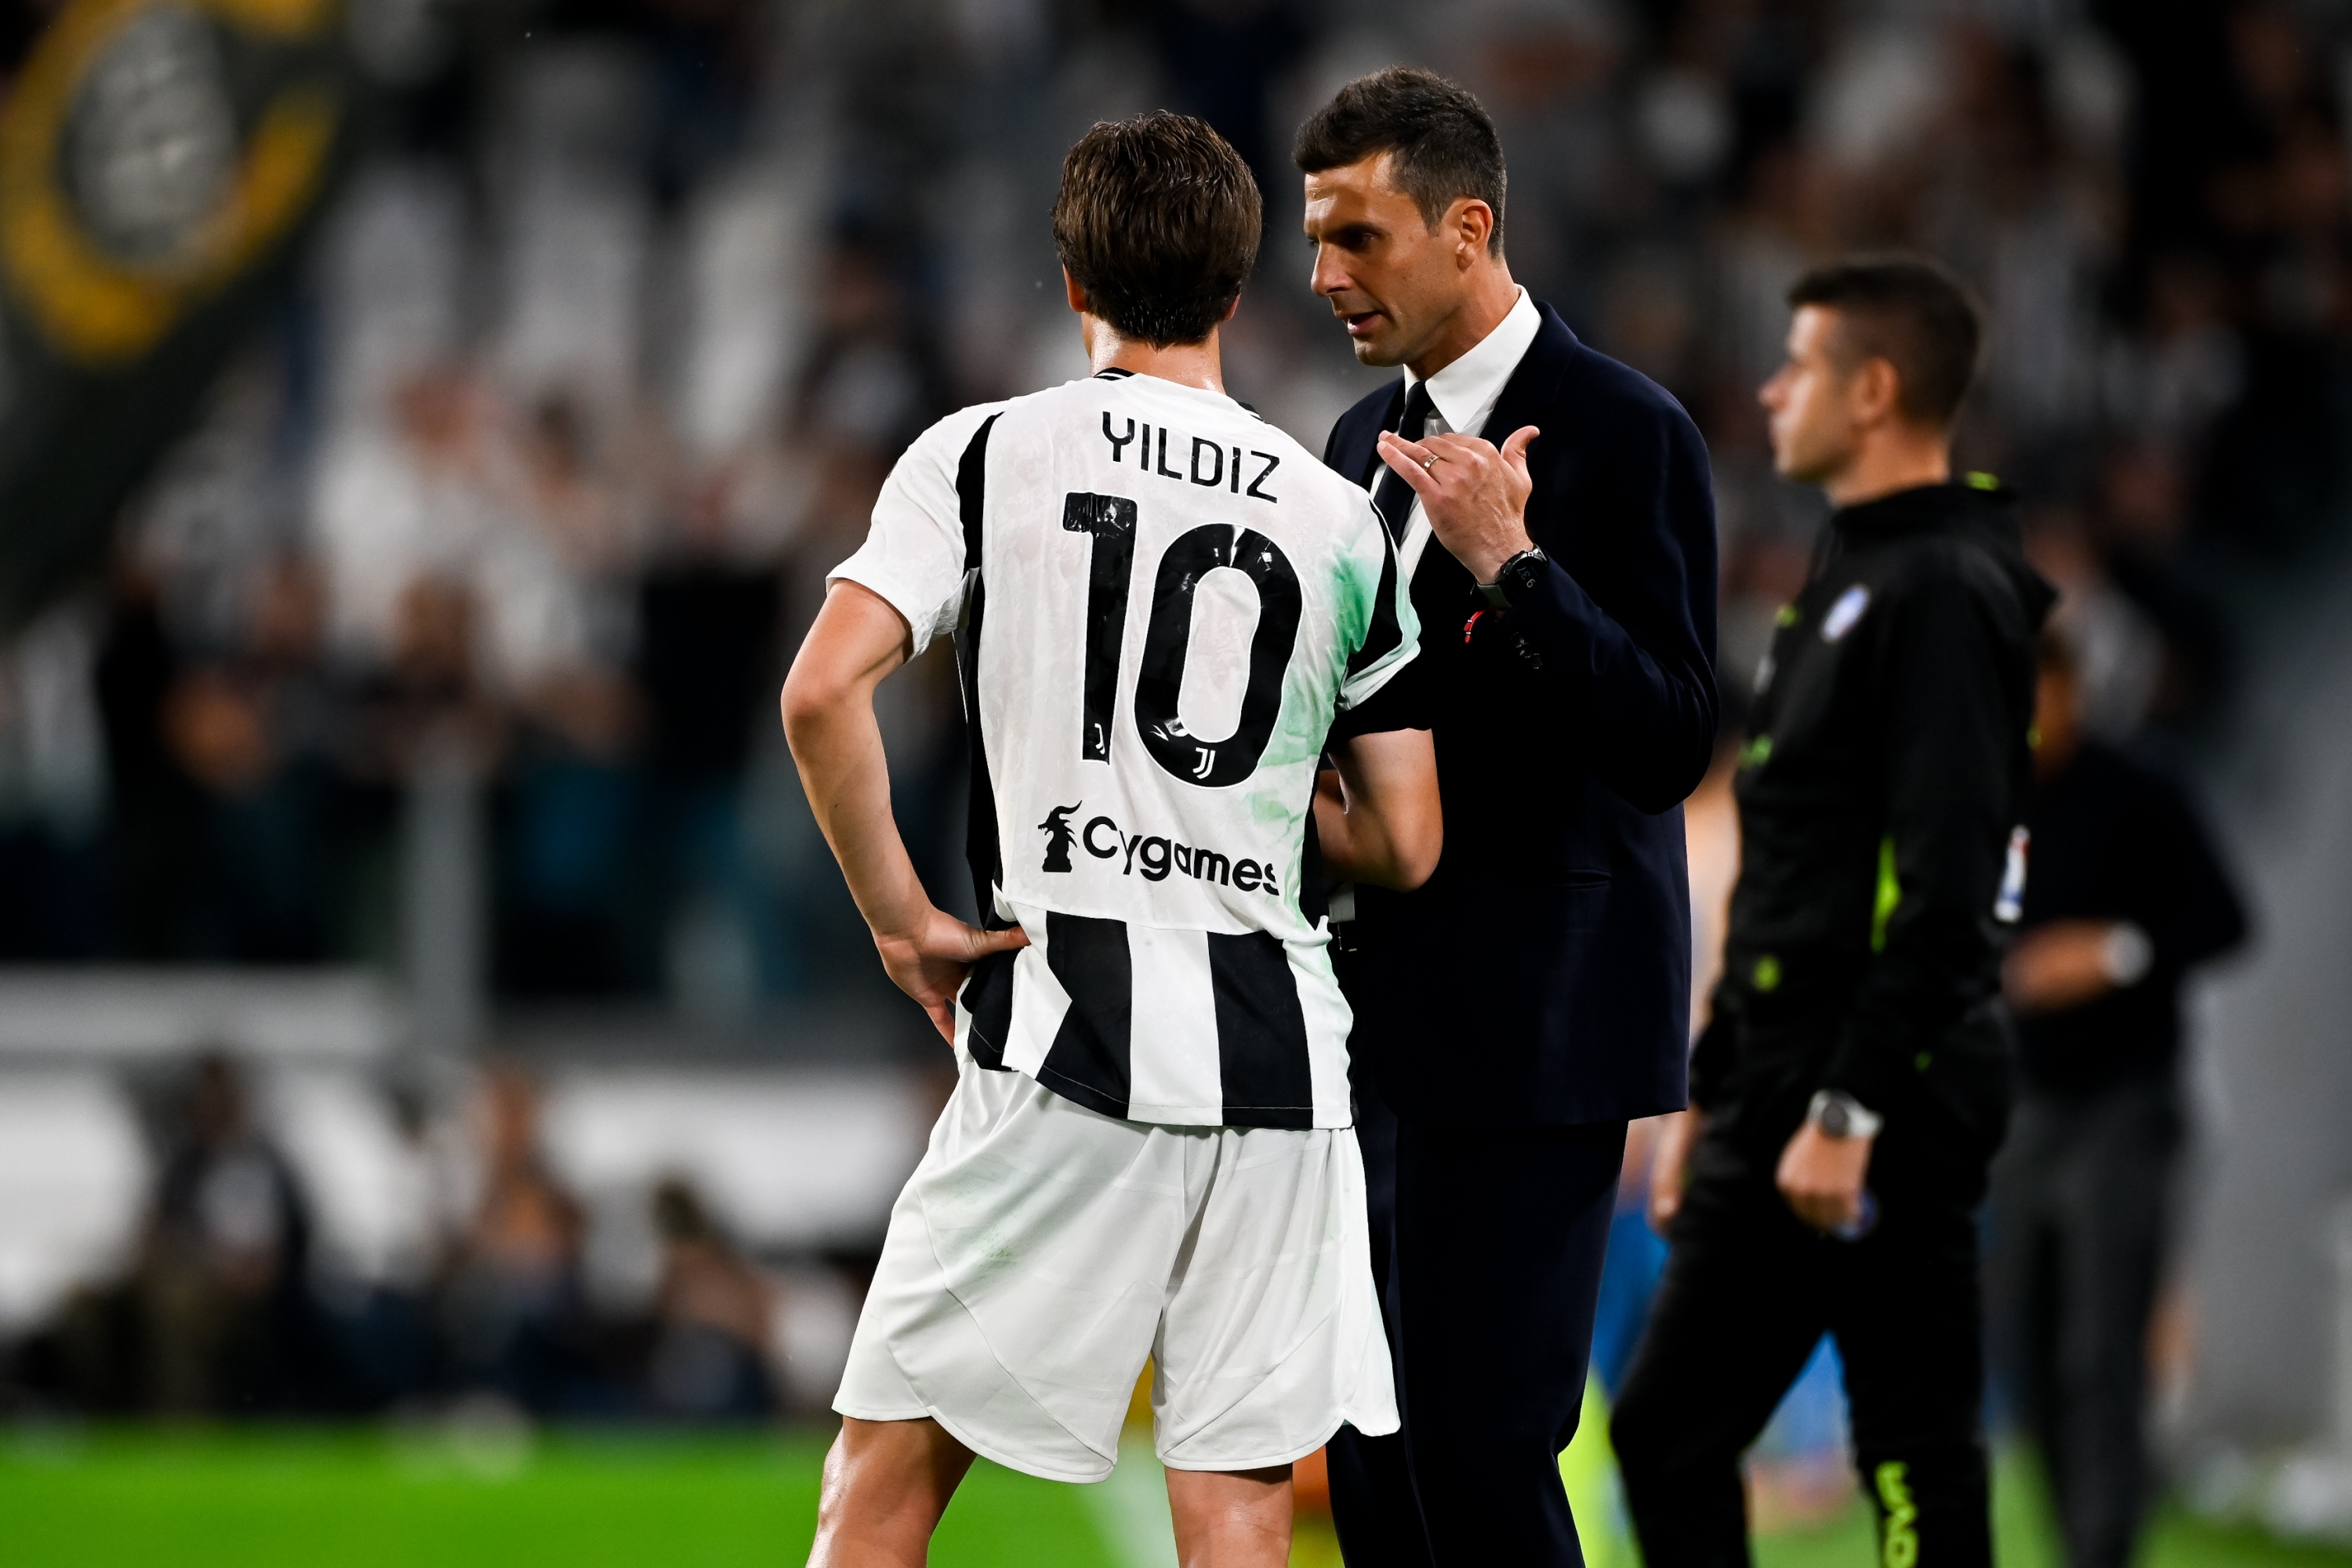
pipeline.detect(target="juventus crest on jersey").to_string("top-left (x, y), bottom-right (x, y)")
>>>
top-left (832, 368), bottom-right (1421, 1129)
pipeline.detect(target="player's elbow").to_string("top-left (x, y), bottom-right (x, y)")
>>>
top-left (1388, 811), bottom-right (1443, 890)
top-left (1351, 798), bottom-right (1442, 891)
top-left (779, 655), bottom-right (848, 754)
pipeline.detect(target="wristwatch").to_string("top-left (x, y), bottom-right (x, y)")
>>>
top-left (1477, 545), bottom-right (1549, 607)
top-left (1807, 1089), bottom-right (1884, 1141)
top-left (2101, 922), bottom-right (2154, 986)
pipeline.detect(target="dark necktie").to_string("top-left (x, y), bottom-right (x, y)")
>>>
top-left (1370, 381), bottom-right (1436, 545)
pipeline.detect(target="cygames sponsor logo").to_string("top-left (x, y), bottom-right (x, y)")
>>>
top-left (1038, 802), bottom-right (1280, 896)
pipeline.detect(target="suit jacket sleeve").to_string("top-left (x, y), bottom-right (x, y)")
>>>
top-left (1500, 393), bottom-right (1720, 814)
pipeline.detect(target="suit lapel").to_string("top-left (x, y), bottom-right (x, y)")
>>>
top-left (1479, 303), bottom-right (1574, 448)
top-left (1414, 303), bottom-right (1576, 602)
top-left (1343, 305), bottom-right (1577, 607)
top-left (1333, 379), bottom-right (1406, 490)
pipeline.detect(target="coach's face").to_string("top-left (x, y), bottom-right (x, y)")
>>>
top-left (1304, 154), bottom-right (1486, 370)
top-left (1759, 304), bottom-right (1867, 485)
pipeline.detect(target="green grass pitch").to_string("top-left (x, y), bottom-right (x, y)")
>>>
top-left (4, 1424), bottom-right (2349, 1568)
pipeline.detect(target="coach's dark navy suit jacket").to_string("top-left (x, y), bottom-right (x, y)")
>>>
top-left (1330, 303), bottom-right (1718, 1127)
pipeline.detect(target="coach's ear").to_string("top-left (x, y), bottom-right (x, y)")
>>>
top-left (1219, 292), bottom-right (1241, 325)
top-left (1063, 266), bottom-right (1089, 316)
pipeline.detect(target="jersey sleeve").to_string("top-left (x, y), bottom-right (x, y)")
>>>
top-left (1334, 498), bottom-right (1421, 714)
top-left (827, 405), bottom-right (998, 657)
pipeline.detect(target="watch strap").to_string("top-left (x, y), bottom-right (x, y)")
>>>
top-left (1808, 1089), bottom-right (1884, 1140)
top-left (1479, 546), bottom-right (1548, 607)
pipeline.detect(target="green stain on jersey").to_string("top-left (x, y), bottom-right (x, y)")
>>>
top-left (1258, 528), bottom-right (1396, 775)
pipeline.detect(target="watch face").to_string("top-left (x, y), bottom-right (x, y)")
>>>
top-left (1820, 1102), bottom-right (1850, 1138)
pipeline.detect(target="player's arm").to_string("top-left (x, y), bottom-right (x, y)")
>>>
top-left (782, 581), bottom-right (1026, 1041)
top-left (1316, 728), bottom-right (1441, 890)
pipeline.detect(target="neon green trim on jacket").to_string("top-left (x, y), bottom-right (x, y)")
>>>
top-left (1871, 836), bottom-right (1900, 954)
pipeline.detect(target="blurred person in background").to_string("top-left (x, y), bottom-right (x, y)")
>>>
top-left (1987, 627), bottom-right (2248, 1568)
top-left (481, 384), bottom-right (651, 999)
top-left (1295, 68), bottom-right (1719, 1567)
top-left (162, 556), bottom-right (351, 961)
top-left (350, 574), bottom-right (505, 784)
top-left (96, 555), bottom-right (203, 960)
top-left (440, 1064), bottom-right (586, 1414)
top-left (645, 1175), bottom-right (775, 1421)
top-left (635, 482), bottom-right (787, 1011)
top-left (1615, 256), bottom-right (2052, 1568)
top-left (137, 1054), bottom-right (314, 1414)
top-left (786, 113), bottom-right (1436, 1568)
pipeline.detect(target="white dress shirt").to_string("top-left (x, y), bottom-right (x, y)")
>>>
top-left (1329, 288), bottom-right (1544, 927)
top-left (1374, 286), bottom-right (1545, 579)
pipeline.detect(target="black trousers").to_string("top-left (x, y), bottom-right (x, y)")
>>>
top-left (1985, 1080), bottom-right (2179, 1568)
top-left (1611, 1160), bottom-right (1992, 1568)
top-left (1327, 1093), bottom-right (1624, 1568)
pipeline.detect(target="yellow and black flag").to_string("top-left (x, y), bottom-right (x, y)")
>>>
top-left (0, 0), bottom-right (351, 631)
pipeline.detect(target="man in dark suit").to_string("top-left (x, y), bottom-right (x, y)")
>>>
top-left (1294, 68), bottom-right (1719, 1566)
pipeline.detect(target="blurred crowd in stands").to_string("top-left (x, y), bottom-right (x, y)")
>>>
top-left (1, 0), bottom-right (2343, 1015)
top-left (0, 0), bottom-right (2339, 1450)
top-left (2, 1051), bottom-right (858, 1419)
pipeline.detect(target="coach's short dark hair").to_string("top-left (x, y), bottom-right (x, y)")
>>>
top-left (1293, 67), bottom-right (1507, 254)
top-left (1788, 254), bottom-right (1983, 428)
top-left (1052, 112), bottom-right (1261, 347)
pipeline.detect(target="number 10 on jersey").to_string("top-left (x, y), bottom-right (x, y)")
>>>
top-left (1062, 491), bottom-right (1302, 789)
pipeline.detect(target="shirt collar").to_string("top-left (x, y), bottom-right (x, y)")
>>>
top-left (1406, 287), bottom-right (1542, 435)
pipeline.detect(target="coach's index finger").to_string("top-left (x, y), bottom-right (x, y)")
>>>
top-left (1375, 429), bottom-right (1443, 497)
top-left (1420, 430), bottom-right (1497, 463)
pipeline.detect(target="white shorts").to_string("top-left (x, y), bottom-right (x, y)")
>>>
top-left (834, 1051), bottom-right (1398, 1482)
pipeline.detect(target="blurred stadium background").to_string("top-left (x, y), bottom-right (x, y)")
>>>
top-left (5, 0), bottom-right (2352, 1562)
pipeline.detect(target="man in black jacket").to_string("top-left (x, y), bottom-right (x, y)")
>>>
top-left (1987, 629), bottom-right (2247, 1568)
top-left (1295, 69), bottom-right (1719, 1566)
top-left (1613, 256), bottom-right (2053, 1568)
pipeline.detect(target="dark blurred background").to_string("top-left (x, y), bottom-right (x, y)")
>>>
top-left (0, 0), bottom-right (2350, 1548)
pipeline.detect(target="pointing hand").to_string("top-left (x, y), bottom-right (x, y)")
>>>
top-left (1376, 424), bottom-right (1540, 583)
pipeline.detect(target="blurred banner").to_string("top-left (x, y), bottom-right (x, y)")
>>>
top-left (0, 0), bottom-right (350, 633)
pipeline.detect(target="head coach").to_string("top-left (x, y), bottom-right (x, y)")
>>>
top-left (1294, 68), bottom-right (1719, 1566)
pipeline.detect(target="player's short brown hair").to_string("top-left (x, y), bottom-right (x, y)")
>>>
top-left (1788, 254), bottom-right (1983, 428)
top-left (1052, 112), bottom-right (1261, 347)
top-left (1293, 67), bottom-right (1508, 255)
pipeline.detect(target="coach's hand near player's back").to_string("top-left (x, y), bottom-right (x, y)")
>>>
top-left (1298, 69), bottom-right (1718, 1568)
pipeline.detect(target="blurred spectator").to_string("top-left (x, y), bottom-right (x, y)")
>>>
top-left (440, 1065), bottom-right (587, 1414)
top-left (352, 574), bottom-right (504, 784)
top-left (636, 494), bottom-right (786, 1013)
top-left (5, 0), bottom-right (2350, 1451)
top-left (96, 558), bottom-right (202, 960)
top-left (165, 557), bottom-right (354, 962)
top-left (1987, 627), bottom-right (2249, 1568)
top-left (644, 1175), bottom-right (774, 1420)
top-left (136, 1054), bottom-right (314, 1414)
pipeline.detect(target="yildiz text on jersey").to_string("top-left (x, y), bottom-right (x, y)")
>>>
top-left (1101, 412), bottom-right (1281, 503)
top-left (1040, 803), bottom-right (1282, 896)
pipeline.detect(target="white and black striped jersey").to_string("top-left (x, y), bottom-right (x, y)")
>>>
top-left (830, 369), bottom-right (1421, 1129)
